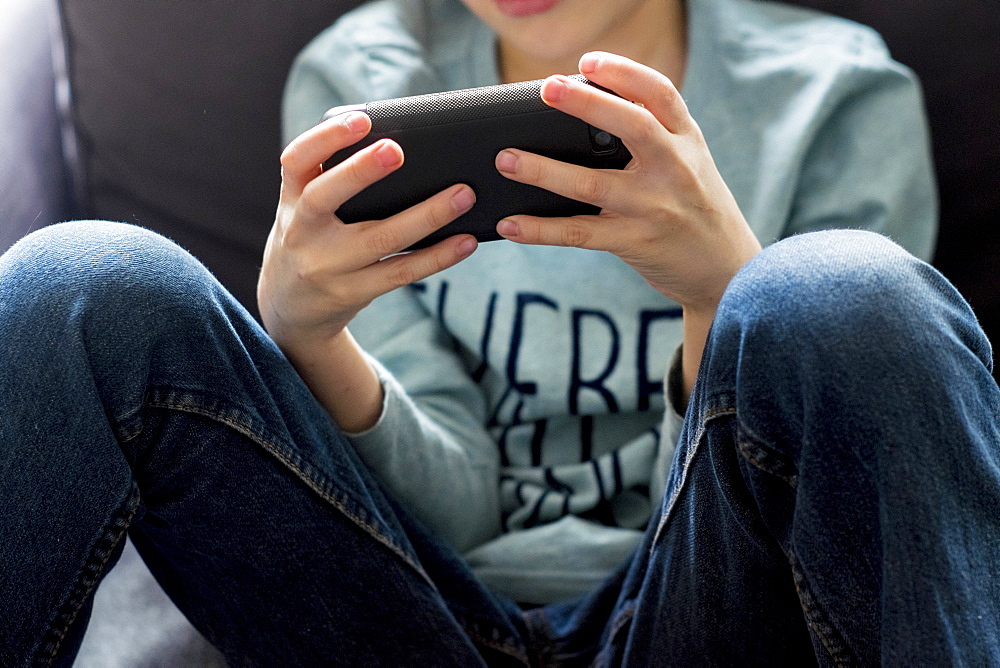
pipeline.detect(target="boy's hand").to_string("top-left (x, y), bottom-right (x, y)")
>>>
top-left (258, 111), bottom-right (478, 349)
top-left (494, 51), bottom-right (761, 319)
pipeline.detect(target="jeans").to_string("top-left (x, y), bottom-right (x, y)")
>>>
top-left (1, 221), bottom-right (997, 666)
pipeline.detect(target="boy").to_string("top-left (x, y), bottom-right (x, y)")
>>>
top-left (4, 0), bottom-right (997, 664)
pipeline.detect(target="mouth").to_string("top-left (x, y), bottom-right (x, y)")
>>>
top-left (494, 0), bottom-right (562, 18)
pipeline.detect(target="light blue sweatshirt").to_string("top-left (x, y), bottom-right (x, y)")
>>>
top-left (282, 0), bottom-right (936, 604)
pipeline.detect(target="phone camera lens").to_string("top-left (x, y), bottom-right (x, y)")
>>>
top-left (589, 125), bottom-right (619, 155)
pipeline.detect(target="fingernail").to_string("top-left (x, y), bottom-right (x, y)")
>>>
top-left (457, 237), bottom-right (478, 258)
top-left (541, 76), bottom-right (569, 103)
top-left (579, 53), bottom-right (602, 74)
top-left (496, 150), bottom-right (518, 174)
top-left (451, 187), bottom-right (475, 213)
top-left (343, 111), bottom-right (368, 132)
top-left (375, 141), bottom-right (401, 168)
top-left (497, 219), bottom-right (519, 237)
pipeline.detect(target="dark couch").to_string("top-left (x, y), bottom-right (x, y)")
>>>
top-left (2, 0), bottom-right (997, 663)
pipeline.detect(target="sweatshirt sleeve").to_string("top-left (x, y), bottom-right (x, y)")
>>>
top-left (784, 46), bottom-right (938, 260)
top-left (345, 287), bottom-right (502, 552)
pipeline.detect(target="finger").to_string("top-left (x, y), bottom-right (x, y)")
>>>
top-left (297, 138), bottom-right (404, 222)
top-left (577, 51), bottom-right (695, 135)
top-left (351, 233), bottom-right (478, 299)
top-left (538, 74), bottom-right (670, 164)
top-left (280, 112), bottom-right (372, 195)
top-left (495, 213), bottom-right (618, 252)
top-left (495, 149), bottom-right (636, 214)
top-left (349, 183), bottom-right (477, 264)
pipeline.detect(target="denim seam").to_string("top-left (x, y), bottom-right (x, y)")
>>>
top-left (735, 433), bottom-right (799, 488)
top-left (591, 600), bottom-right (637, 668)
top-left (146, 399), bottom-right (437, 592)
top-left (736, 428), bottom-right (853, 663)
top-left (650, 404), bottom-right (736, 551)
top-left (463, 626), bottom-right (531, 666)
top-left (109, 395), bottom-right (145, 444)
top-left (787, 549), bottom-right (857, 666)
top-left (647, 398), bottom-right (857, 665)
top-left (34, 483), bottom-right (140, 667)
top-left (605, 599), bottom-right (637, 645)
top-left (459, 607), bottom-right (529, 663)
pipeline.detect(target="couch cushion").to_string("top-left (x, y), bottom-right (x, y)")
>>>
top-left (0, 0), bottom-right (72, 252)
top-left (784, 0), bottom-right (1000, 368)
top-left (59, 0), bottom-right (364, 314)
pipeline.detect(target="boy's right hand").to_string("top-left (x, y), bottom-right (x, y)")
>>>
top-left (257, 111), bottom-right (478, 351)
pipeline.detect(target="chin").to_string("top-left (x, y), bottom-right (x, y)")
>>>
top-left (513, 42), bottom-right (580, 64)
top-left (463, 0), bottom-right (605, 75)
top-left (502, 25), bottom-right (593, 65)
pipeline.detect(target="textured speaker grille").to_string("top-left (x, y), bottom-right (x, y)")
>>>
top-left (366, 74), bottom-right (591, 131)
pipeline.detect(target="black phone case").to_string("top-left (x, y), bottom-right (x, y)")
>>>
top-left (321, 75), bottom-right (632, 250)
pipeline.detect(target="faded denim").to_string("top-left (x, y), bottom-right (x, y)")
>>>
top-left (1, 222), bottom-right (997, 666)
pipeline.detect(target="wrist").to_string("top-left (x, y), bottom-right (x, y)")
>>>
top-left (276, 327), bottom-right (385, 434)
top-left (680, 304), bottom-right (717, 402)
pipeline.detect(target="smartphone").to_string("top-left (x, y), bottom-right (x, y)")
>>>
top-left (322, 75), bottom-right (632, 250)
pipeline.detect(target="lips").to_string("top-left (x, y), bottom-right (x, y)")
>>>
top-left (494, 0), bottom-right (562, 18)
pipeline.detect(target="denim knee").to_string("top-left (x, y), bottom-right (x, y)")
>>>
top-left (0, 220), bottom-right (227, 327)
top-left (718, 229), bottom-right (990, 368)
top-left (700, 229), bottom-right (993, 450)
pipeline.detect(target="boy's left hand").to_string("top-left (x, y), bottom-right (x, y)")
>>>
top-left (494, 51), bottom-right (761, 317)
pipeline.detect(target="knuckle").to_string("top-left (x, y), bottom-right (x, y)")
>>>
top-left (638, 221), bottom-right (668, 248)
top-left (298, 181), bottom-right (325, 217)
top-left (632, 112), bottom-right (661, 143)
top-left (560, 220), bottom-right (593, 247)
top-left (425, 249), bottom-right (455, 281)
top-left (294, 259), bottom-right (327, 290)
top-left (365, 226), bottom-right (404, 258)
top-left (656, 78), bottom-right (681, 105)
top-left (279, 140), bottom-right (302, 169)
top-left (387, 260), bottom-right (420, 289)
top-left (420, 200), bottom-right (448, 233)
top-left (574, 170), bottom-right (607, 203)
top-left (345, 156), bottom-right (371, 188)
top-left (325, 282), bottom-right (354, 311)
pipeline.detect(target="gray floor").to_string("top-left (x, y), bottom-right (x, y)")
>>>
top-left (75, 539), bottom-right (225, 668)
